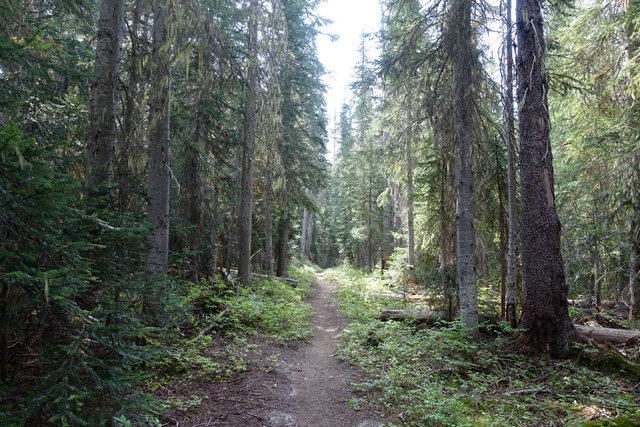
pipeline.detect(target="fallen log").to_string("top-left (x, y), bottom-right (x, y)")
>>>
top-left (250, 272), bottom-right (299, 286)
top-left (575, 313), bottom-right (626, 329)
top-left (379, 309), bottom-right (455, 323)
top-left (369, 292), bottom-right (432, 302)
top-left (568, 299), bottom-right (618, 309)
top-left (573, 324), bottom-right (640, 346)
top-left (224, 268), bottom-right (299, 286)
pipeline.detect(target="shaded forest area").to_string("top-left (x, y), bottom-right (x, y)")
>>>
top-left (1, 0), bottom-right (640, 425)
top-left (1, 0), bottom-right (326, 424)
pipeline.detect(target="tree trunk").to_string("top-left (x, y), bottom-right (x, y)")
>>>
top-left (183, 139), bottom-right (202, 282)
top-left (383, 180), bottom-right (394, 275)
top-left (406, 111), bottom-right (416, 268)
top-left (210, 182), bottom-right (219, 275)
top-left (0, 281), bottom-right (7, 382)
top-left (449, 0), bottom-right (478, 332)
top-left (499, 182), bottom-right (507, 319)
top-left (503, 0), bottom-right (518, 329)
top-left (393, 182), bottom-right (404, 248)
top-left (625, 0), bottom-right (640, 323)
top-left (264, 169), bottom-right (274, 276)
top-left (117, 1), bottom-right (141, 213)
top-left (629, 213), bottom-right (639, 320)
top-left (439, 155), bottom-right (456, 317)
top-left (300, 206), bottom-right (313, 260)
top-left (592, 234), bottom-right (602, 307)
top-left (144, 0), bottom-right (172, 320)
top-left (276, 211), bottom-right (291, 277)
top-left (225, 148), bottom-right (243, 271)
top-left (516, 0), bottom-right (572, 355)
top-left (367, 162), bottom-right (374, 270)
top-left (85, 0), bottom-right (125, 210)
top-left (238, 0), bottom-right (259, 286)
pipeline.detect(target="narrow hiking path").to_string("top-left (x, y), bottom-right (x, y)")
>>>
top-left (163, 273), bottom-right (385, 427)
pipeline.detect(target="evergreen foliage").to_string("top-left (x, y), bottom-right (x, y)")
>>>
top-left (0, 0), bottom-right (325, 423)
top-left (1, 0), bottom-right (640, 423)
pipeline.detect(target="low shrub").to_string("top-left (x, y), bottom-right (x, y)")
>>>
top-left (328, 266), bottom-right (640, 427)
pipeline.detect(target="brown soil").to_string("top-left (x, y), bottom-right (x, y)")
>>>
top-left (161, 273), bottom-right (386, 427)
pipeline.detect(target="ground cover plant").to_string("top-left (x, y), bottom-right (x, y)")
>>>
top-left (147, 263), bottom-right (315, 424)
top-left (0, 263), bottom-right (315, 426)
top-left (326, 267), bottom-right (640, 427)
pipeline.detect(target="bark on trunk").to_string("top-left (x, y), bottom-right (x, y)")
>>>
top-left (85, 0), bottom-right (125, 210)
top-left (238, 0), bottom-right (259, 286)
top-left (439, 155), bottom-right (456, 317)
top-left (592, 236), bottom-right (602, 307)
top-left (210, 182), bottom-right (219, 275)
top-left (503, 0), bottom-right (518, 329)
top-left (516, 0), bottom-right (572, 355)
top-left (225, 148), bottom-right (243, 271)
top-left (499, 184), bottom-right (507, 318)
top-left (383, 176), bottom-right (395, 274)
top-left (449, 0), bottom-right (478, 332)
top-left (367, 165), bottom-right (374, 270)
top-left (264, 169), bottom-right (274, 276)
top-left (184, 139), bottom-right (202, 282)
top-left (626, 0), bottom-right (640, 322)
top-left (393, 183), bottom-right (404, 248)
top-left (406, 111), bottom-right (416, 268)
top-left (629, 214), bottom-right (639, 320)
top-left (300, 207), bottom-right (313, 260)
top-left (117, 1), bottom-right (141, 212)
top-left (0, 281), bottom-right (7, 382)
top-left (276, 212), bottom-right (291, 277)
top-left (144, 0), bottom-right (172, 320)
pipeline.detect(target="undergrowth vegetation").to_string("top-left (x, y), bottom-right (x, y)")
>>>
top-left (0, 262), bottom-right (315, 426)
top-left (326, 267), bottom-right (640, 427)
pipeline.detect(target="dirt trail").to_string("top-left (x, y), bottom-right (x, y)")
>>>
top-left (163, 273), bottom-right (385, 427)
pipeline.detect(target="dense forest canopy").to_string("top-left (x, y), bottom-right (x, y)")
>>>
top-left (0, 0), bottom-right (639, 424)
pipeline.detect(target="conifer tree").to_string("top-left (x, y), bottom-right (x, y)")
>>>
top-left (517, 0), bottom-right (572, 354)
top-left (448, 0), bottom-right (478, 332)
top-left (145, 0), bottom-right (173, 319)
top-left (85, 0), bottom-right (125, 210)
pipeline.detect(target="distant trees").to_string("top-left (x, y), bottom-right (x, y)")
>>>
top-left (549, 0), bottom-right (640, 321)
top-left (379, 0), bottom-right (422, 271)
top-left (324, 0), bottom-right (491, 333)
top-left (319, 0), bottom-right (639, 350)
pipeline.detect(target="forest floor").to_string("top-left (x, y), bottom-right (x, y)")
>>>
top-left (162, 273), bottom-right (386, 427)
